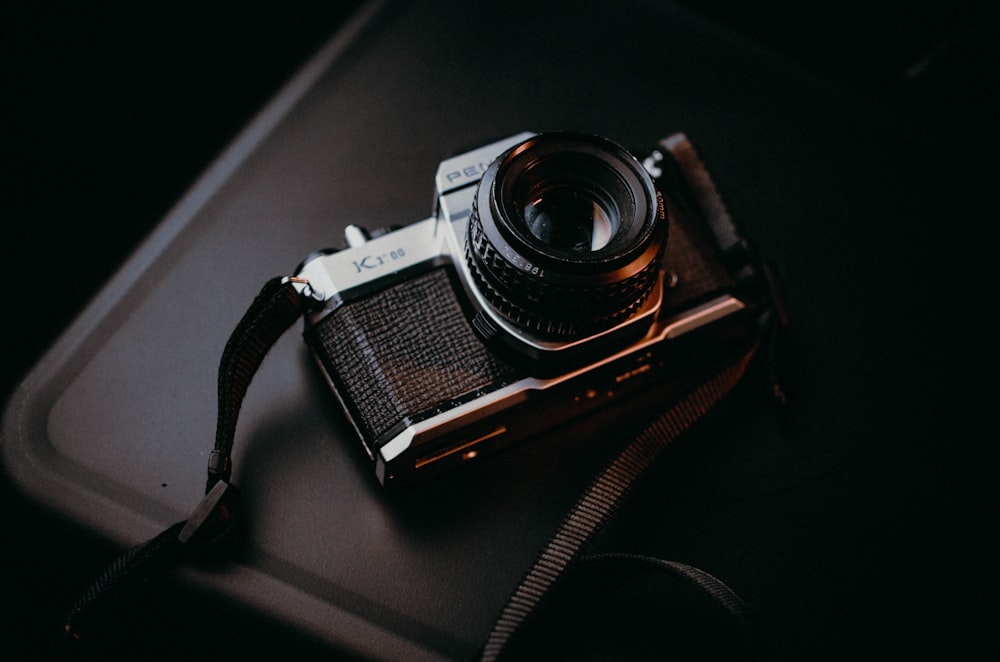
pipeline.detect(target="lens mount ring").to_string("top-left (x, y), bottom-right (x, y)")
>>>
top-left (467, 132), bottom-right (667, 340)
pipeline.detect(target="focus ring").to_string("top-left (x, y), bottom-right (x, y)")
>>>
top-left (465, 240), bottom-right (657, 338)
top-left (467, 211), bottom-right (663, 339)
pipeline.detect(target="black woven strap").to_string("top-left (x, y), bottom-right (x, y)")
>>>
top-left (209, 276), bottom-right (318, 490)
top-left (64, 276), bottom-right (315, 642)
top-left (579, 553), bottom-right (762, 659)
top-left (480, 345), bottom-right (759, 662)
top-left (63, 521), bottom-right (187, 640)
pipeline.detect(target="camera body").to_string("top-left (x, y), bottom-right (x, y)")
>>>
top-left (296, 131), bottom-right (761, 486)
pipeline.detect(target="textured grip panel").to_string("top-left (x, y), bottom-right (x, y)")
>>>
top-left (312, 267), bottom-right (520, 445)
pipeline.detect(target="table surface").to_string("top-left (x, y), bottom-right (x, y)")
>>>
top-left (3, 1), bottom-right (996, 660)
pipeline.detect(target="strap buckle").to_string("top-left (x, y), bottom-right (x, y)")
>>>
top-left (177, 480), bottom-right (239, 546)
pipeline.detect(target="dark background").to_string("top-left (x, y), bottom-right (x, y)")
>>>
top-left (3, 1), bottom-right (996, 660)
top-left (4, 0), bottom-right (996, 395)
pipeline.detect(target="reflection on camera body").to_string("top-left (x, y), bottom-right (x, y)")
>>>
top-left (296, 131), bottom-right (761, 486)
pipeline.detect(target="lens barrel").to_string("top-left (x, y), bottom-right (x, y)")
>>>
top-left (467, 132), bottom-right (667, 340)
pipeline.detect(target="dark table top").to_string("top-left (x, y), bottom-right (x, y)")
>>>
top-left (4, 1), bottom-right (997, 660)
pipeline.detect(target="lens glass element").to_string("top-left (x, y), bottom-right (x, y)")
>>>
top-left (523, 186), bottom-right (617, 253)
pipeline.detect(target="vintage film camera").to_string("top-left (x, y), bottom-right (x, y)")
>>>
top-left (296, 131), bottom-right (763, 486)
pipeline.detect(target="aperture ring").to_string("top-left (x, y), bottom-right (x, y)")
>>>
top-left (465, 235), bottom-right (659, 339)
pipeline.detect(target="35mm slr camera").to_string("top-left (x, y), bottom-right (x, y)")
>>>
top-left (296, 131), bottom-right (763, 486)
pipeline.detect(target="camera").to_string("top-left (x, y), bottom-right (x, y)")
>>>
top-left (296, 131), bottom-right (764, 486)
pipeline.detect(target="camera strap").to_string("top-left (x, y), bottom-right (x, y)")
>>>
top-left (480, 337), bottom-right (767, 662)
top-left (63, 276), bottom-right (323, 642)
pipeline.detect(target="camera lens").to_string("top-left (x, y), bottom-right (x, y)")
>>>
top-left (467, 132), bottom-right (667, 340)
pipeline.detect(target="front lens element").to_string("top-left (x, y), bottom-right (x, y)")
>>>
top-left (523, 185), bottom-right (617, 253)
